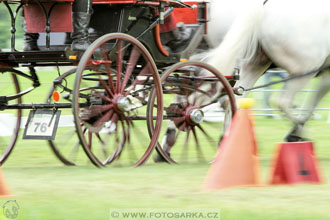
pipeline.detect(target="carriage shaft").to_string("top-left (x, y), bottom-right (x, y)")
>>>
top-left (1, 103), bottom-right (88, 110)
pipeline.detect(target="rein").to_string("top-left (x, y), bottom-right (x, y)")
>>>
top-left (241, 66), bottom-right (330, 92)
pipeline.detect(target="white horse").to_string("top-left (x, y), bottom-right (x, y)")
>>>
top-left (155, 0), bottom-right (265, 162)
top-left (207, 0), bottom-right (330, 141)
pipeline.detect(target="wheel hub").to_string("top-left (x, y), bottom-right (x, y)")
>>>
top-left (166, 104), bottom-right (204, 131)
top-left (185, 106), bottom-right (204, 126)
top-left (116, 96), bottom-right (132, 112)
top-left (189, 109), bottom-right (204, 124)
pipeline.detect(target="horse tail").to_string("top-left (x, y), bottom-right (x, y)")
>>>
top-left (207, 2), bottom-right (265, 76)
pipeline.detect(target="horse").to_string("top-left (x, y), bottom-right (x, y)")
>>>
top-left (206, 0), bottom-right (330, 141)
top-left (155, 0), bottom-right (265, 162)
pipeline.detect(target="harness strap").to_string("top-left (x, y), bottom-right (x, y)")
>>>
top-left (242, 66), bottom-right (330, 93)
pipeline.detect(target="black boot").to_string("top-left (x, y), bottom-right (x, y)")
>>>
top-left (71, 12), bottom-right (92, 51)
top-left (23, 20), bottom-right (39, 51)
top-left (24, 33), bottom-right (40, 51)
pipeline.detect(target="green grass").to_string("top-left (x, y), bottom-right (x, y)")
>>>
top-left (2, 155), bottom-right (330, 220)
top-left (1, 69), bottom-right (330, 219)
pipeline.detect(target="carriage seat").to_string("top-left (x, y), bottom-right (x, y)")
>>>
top-left (24, 2), bottom-right (73, 33)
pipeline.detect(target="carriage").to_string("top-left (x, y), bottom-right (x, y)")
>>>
top-left (0, 0), bottom-right (237, 167)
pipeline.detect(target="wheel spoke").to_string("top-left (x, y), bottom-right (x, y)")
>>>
top-left (121, 46), bottom-right (141, 93)
top-left (180, 129), bottom-right (191, 162)
top-left (88, 131), bottom-right (93, 150)
top-left (95, 133), bottom-right (109, 159)
top-left (124, 64), bottom-right (151, 96)
top-left (93, 109), bottom-right (114, 128)
top-left (93, 90), bottom-right (112, 103)
top-left (192, 79), bottom-right (205, 106)
top-left (191, 126), bottom-right (205, 162)
top-left (120, 115), bottom-right (129, 143)
top-left (84, 104), bottom-right (113, 119)
top-left (100, 49), bottom-right (116, 94)
top-left (110, 113), bottom-right (119, 125)
top-left (99, 78), bottom-right (114, 98)
top-left (68, 140), bottom-right (81, 162)
top-left (197, 123), bottom-right (220, 155)
top-left (200, 99), bottom-right (219, 109)
top-left (172, 115), bottom-right (185, 124)
top-left (114, 119), bottom-right (127, 160)
top-left (116, 40), bottom-right (123, 93)
top-left (178, 121), bottom-right (187, 131)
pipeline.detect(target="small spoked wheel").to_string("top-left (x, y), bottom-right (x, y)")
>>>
top-left (73, 33), bottom-right (163, 167)
top-left (0, 69), bottom-right (22, 164)
top-left (147, 61), bottom-right (236, 164)
top-left (47, 68), bottom-right (90, 166)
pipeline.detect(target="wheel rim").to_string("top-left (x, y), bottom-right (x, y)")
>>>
top-left (47, 68), bottom-right (89, 166)
top-left (147, 61), bottom-right (236, 164)
top-left (0, 70), bottom-right (21, 164)
top-left (73, 33), bottom-right (163, 167)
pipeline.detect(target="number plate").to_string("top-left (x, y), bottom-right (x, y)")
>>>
top-left (23, 109), bottom-right (61, 140)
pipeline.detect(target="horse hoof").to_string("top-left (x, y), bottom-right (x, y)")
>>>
top-left (153, 153), bottom-right (170, 163)
top-left (284, 134), bottom-right (308, 142)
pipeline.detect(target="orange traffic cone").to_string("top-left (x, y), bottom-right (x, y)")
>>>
top-left (203, 99), bottom-right (261, 190)
top-left (0, 168), bottom-right (11, 197)
top-left (270, 141), bottom-right (322, 185)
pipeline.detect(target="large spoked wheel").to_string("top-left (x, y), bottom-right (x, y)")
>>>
top-left (0, 69), bottom-right (22, 164)
top-left (73, 33), bottom-right (163, 167)
top-left (47, 68), bottom-right (90, 166)
top-left (147, 61), bottom-right (236, 164)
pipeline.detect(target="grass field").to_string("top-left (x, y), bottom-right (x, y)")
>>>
top-left (1, 69), bottom-right (330, 220)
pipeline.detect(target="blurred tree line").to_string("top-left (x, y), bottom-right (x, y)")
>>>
top-left (0, 3), bottom-right (23, 50)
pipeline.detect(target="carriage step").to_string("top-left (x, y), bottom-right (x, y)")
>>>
top-left (0, 51), bottom-right (72, 65)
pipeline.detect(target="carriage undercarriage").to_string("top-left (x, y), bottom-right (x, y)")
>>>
top-left (0, 0), bottom-right (237, 167)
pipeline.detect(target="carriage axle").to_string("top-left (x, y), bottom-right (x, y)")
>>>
top-left (1, 103), bottom-right (88, 110)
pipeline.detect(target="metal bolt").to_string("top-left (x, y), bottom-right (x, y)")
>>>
top-left (117, 97), bottom-right (132, 112)
top-left (234, 86), bottom-right (245, 95)
top-left (190, 109), bottom-right (204, 124)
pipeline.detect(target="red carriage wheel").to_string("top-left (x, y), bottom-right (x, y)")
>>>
top-left (72, 33), bottom-right (163, 167)
top-left (147, 61), bottom-right (236, 164)
top-left (0, 69), bottom-right (22, 164)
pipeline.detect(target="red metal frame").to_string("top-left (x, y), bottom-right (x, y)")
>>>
top-left (173, 1), bottom-right (198, 24)
top-left (154, 24), bottom-right (169, 56)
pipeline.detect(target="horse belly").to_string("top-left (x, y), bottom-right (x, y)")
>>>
top-left (260, 0), bottom-right (330, 73)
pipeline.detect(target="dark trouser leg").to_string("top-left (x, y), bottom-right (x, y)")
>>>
top-left (160, 22), bottom-right (192, 53)
top-left (23, 18), bottom-right (39, 51)
top-left (71, 0), bottom-right (93, 51)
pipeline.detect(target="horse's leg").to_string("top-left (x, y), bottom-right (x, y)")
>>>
top-left (222, 58), bottom-right (272, 132)
top-left (154, 120), bottom-right (177, 162)
top-left (274, 71), bottom-right (315, 142)
top-left (285, 71), bottom-right (330, 141)
top-left (154, 95), bottom-right (183, 162)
